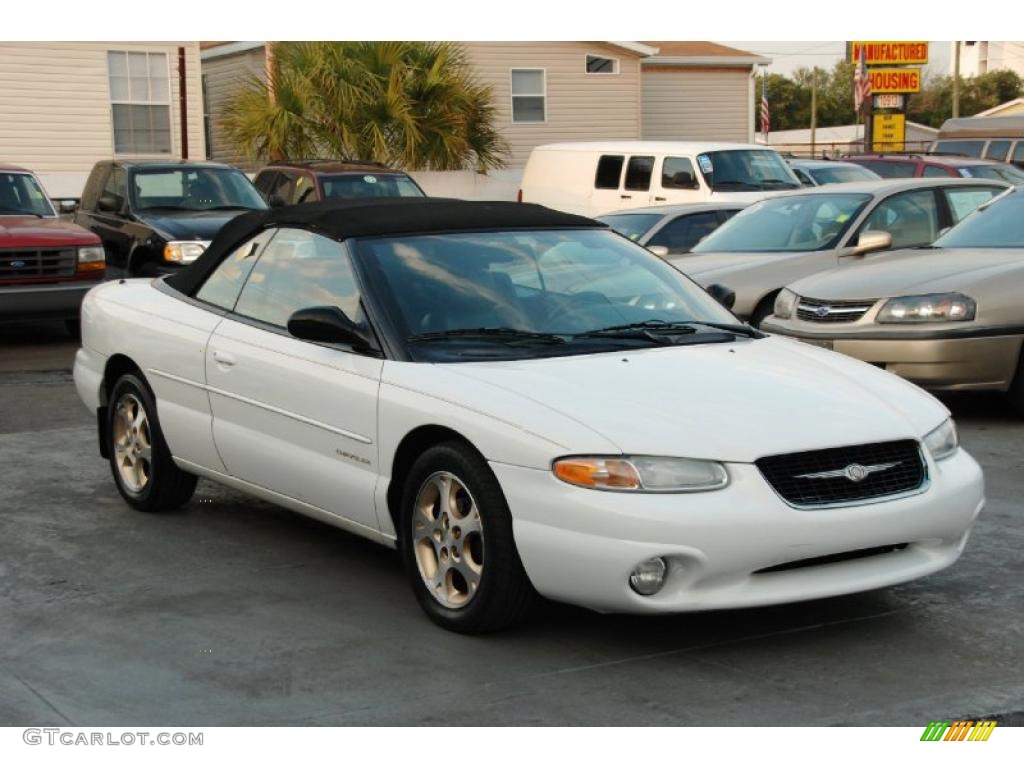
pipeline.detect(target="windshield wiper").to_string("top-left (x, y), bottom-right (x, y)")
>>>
top-left (408, 327), bottom-right (566, 345)
top-left (137, 205), bottom-right (192, 212)
top-left (712, 180), bottom-right (762, 191)
top-left (574, 319), bottom-right (762, 341)
top-left (759, 179), bottom-right (801, 189)
top-left (202, 205), bottom-right (261, 211)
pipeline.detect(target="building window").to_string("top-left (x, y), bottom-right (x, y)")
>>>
top-left (585, 54), bottom-right (619, 74)
top-left (510, 69), bottom-right (545, 123)
top-left (107, 51), bottom-right (172, 154)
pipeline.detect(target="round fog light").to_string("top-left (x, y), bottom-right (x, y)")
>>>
top-left (629, 557), bottom-right (667, 596)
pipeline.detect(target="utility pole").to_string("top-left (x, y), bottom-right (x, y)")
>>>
top-left (953, 41), bottom-right (961, 118)
top-left (810, 68), bottom-right (818, 158)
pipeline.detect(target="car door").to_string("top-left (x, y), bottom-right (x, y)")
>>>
top-left (645, 211), bottom-right (724, 255)
top-left (850, 188), bottom-right (942, 251)
top-left (589, 154), bottom-right (626, 215)
top-left (653, 156), bottom-right (706, 204)
top-left (618, 155), bottom-right (656, 210)
top-left (86, 165), bottom-right (135, 275)
top-left (941, 185), bottom-right (1005, 226)
top-left (204, 227), bottom-right (384, 532)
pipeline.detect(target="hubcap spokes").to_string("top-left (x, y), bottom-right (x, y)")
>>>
top-left (412, 471), bottom-right (484, 609)
top-left (112, 394), bottom-right (152, 493)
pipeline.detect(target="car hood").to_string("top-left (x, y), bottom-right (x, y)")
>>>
top-left (444, 337), bottom-right (946, 462)
top-left (0, 216), bottom-right (99, 248)
top-left (788, 247), bottom-right (1024, 299)
top-left (671, 250), bottom-right (807, 282)
top-left (137, 209), bottom-right (258, 241)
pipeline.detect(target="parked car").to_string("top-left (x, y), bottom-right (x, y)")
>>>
top-left (846, 154), bottom-right (1024, 184)
top-left (787, 158), bottom-right (882, 186)
top-left (598, 202), bottom-right (745, 256)
top-left (763, 186), bottom-right (1024, 414)
top-left (253, 160), bottom-right (425, 206)
top-left (671, 178), bottom-right (1007, 324)
top-left (931, 114), bottom-right (1024, 167)
top-left (73, 198), bottom-right (983, 632)
top-left (73, 160), bottom-right (267, 277)
top-left (520, 141), bottom-right (801, 217)
top-left (0, 165), bottom-right (105, 333)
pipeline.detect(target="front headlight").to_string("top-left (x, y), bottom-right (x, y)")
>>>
top-left (923, 418), bottom-right (958, 461)
top-left (774, 288), bottom-right (799, 319)
top-left (76, 245), bottom-right (105, 270)
top-left (163, 240), bottom-right (209, 264)
top-left (552, 455), bottom-right (728, 493)
top-left (877, 293), bottom-right (976, 323)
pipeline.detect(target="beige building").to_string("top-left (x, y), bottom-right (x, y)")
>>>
top-left (200, 41), bottom-right (768, 199)
top-left (0, 42), bottom-right (205, 197)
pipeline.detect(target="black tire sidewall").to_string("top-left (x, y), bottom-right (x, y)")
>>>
top-left (398, 442), bottom-right (523, 631)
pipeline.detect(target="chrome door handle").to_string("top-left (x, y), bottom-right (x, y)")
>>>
top-left (211, 350), bottom-right (236, 367)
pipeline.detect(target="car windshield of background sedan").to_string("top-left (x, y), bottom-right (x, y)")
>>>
top-left (596, 212), bottom-right (664, 241)
top-left (356, 228), bottom-right (747, 361)
top-left (692, 193), bottom-right (871, 253)
top-left (132, 168), bottom-right (268, 212)
top-left (700, 150), bottom-right (802, 192)
top-left (932, 188), bottom-right (1024, 248)
top-left (321, 174), bottom-right (424, 199)
top-left (955, 164), bottom-right (1024, 184)
top-left (0, 172), bottom-right (56, 217)
top-left (809, 165), bottom-right (880, 185)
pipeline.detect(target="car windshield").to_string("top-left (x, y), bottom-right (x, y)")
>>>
top-left (933, 188), bottom-right (1024, 248)
top-left (699, 150), bottom-right (801, 191)
top-left (955, 164), bottom-right (1024, 184)
top-left (692, 193), bottom-right (871, 253)
top-left (596, 212), bottom-right (664, 241)
top-left (321, 173), bottom-right (424, 199)
top-left (0, 172), bottom-right (55, 217)
top-left (355, 228), bottom-right (744, 361)
top-left (809, 165), bottom-right (881, 185)
top-left (934, 140), bottom-right (986, 158)
top-left (132, 168), bottom-right (267, 211)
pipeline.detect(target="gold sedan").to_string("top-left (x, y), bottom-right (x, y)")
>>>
top-left (762, 187), bottom-right (1024, 414)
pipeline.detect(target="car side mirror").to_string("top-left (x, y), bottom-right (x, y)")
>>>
top-left (97, 193), bottom-right (122, 213)
top-left (853, 230), bottom-right (892, 255)
top-left (268, 194), bottom-right (287, 208)
top-left (647, 245), bottom-right (669, 258)
top-left (54, 198), bottom-right (79, 214)
top-left (706, 283), bottom-right (736, 310)
top-left (287, 306), bottom-right (372, 351)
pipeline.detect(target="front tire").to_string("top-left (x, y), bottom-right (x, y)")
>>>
top-left (399, 441), bottom-right (537, 633)
top-left (107, 373), bottom-right (197, 512)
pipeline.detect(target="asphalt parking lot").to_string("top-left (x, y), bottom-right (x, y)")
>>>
top-left (1, 320), bottom-right (1022, 726)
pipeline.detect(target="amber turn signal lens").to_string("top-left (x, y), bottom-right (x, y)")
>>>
top-left (78, 260), bottom-right (106, 271)
top-left (553, 458), bottom-right (641, 490)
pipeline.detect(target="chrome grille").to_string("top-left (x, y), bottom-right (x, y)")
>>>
top-left (0, 248), bottom-right (76, 280)
top-left (756, 440), bottom-right (926, 506)
top-left (796, 296), bottom-right (877, 323)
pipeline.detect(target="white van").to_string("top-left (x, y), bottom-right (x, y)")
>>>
top-left (520, 141), bottom-right (802, 217)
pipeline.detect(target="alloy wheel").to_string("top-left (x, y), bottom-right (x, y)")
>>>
top-left (112, 393), bottom-right (152, 493)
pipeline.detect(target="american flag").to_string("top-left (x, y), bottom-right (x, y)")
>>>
top-left (760, 78), bottom-right (770, 140)
top-left (853, 44), bottom-right (871, 113)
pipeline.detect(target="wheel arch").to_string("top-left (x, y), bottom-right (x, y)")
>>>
top-left (750, 288), bottom-right (782, 326)
top-left (386, 424), bottom-right (481, 533)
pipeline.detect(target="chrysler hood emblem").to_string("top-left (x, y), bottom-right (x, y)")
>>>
top-left (795, 461), bottom-right (900, 482)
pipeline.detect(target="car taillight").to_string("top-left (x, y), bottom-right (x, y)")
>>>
top-left (517, 189), bottom-right (523, 203)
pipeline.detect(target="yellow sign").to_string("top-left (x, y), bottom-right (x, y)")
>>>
top-left (851, 41), bottom-right (928, 65)
top-left (873, 113), bottom-right (906, 152)
top-left (869, 68), bottom-right (921, 93)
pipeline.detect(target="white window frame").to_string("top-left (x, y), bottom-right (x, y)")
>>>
top-left (509, 68), bottom-right (547, 124)
top-left (106, 50), bottom-right (174, 156)
top-left (584, 53), bottom-right (619, 75)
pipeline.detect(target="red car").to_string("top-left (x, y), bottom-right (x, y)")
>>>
top-left (846, 154), bottom-right (1024, 184)
top-left (0, 165), bottom-right (105, 333)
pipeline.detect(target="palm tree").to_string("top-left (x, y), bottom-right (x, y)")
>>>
top-left (222, 41), bottom-right (507, 171)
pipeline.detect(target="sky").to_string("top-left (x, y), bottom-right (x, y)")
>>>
top-left (727, 41), bottom-right (952, 78)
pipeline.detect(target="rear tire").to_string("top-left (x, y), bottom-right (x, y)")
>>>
top-left (107, 373), bottom-right (197, 512)
top-left (399, 441), bottom-right (537, 633)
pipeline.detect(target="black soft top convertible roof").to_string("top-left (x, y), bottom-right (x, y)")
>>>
top-left (166, 197), bottom-right (604, 296)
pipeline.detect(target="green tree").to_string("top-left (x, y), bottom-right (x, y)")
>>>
top-left (908, 68), bottom-right (1023, 127)
top-left (222, 41), bottom-right (507, 171)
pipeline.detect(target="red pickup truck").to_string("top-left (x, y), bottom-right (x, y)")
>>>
top-left (0, 165), bottom-right (106, 333)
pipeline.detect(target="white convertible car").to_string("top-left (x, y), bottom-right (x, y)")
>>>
top-left (73, 198), bottom-right (984, 632)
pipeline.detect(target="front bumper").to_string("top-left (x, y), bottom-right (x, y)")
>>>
top-left (492, 449), bottom-right (983, 613)
top-left (0, 280), bottom-right (99, 321)
top-left (762, 320), bottom-right (1024, 392)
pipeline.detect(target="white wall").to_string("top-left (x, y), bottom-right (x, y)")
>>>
top-left (409, 169), bottom-right (523, 201)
